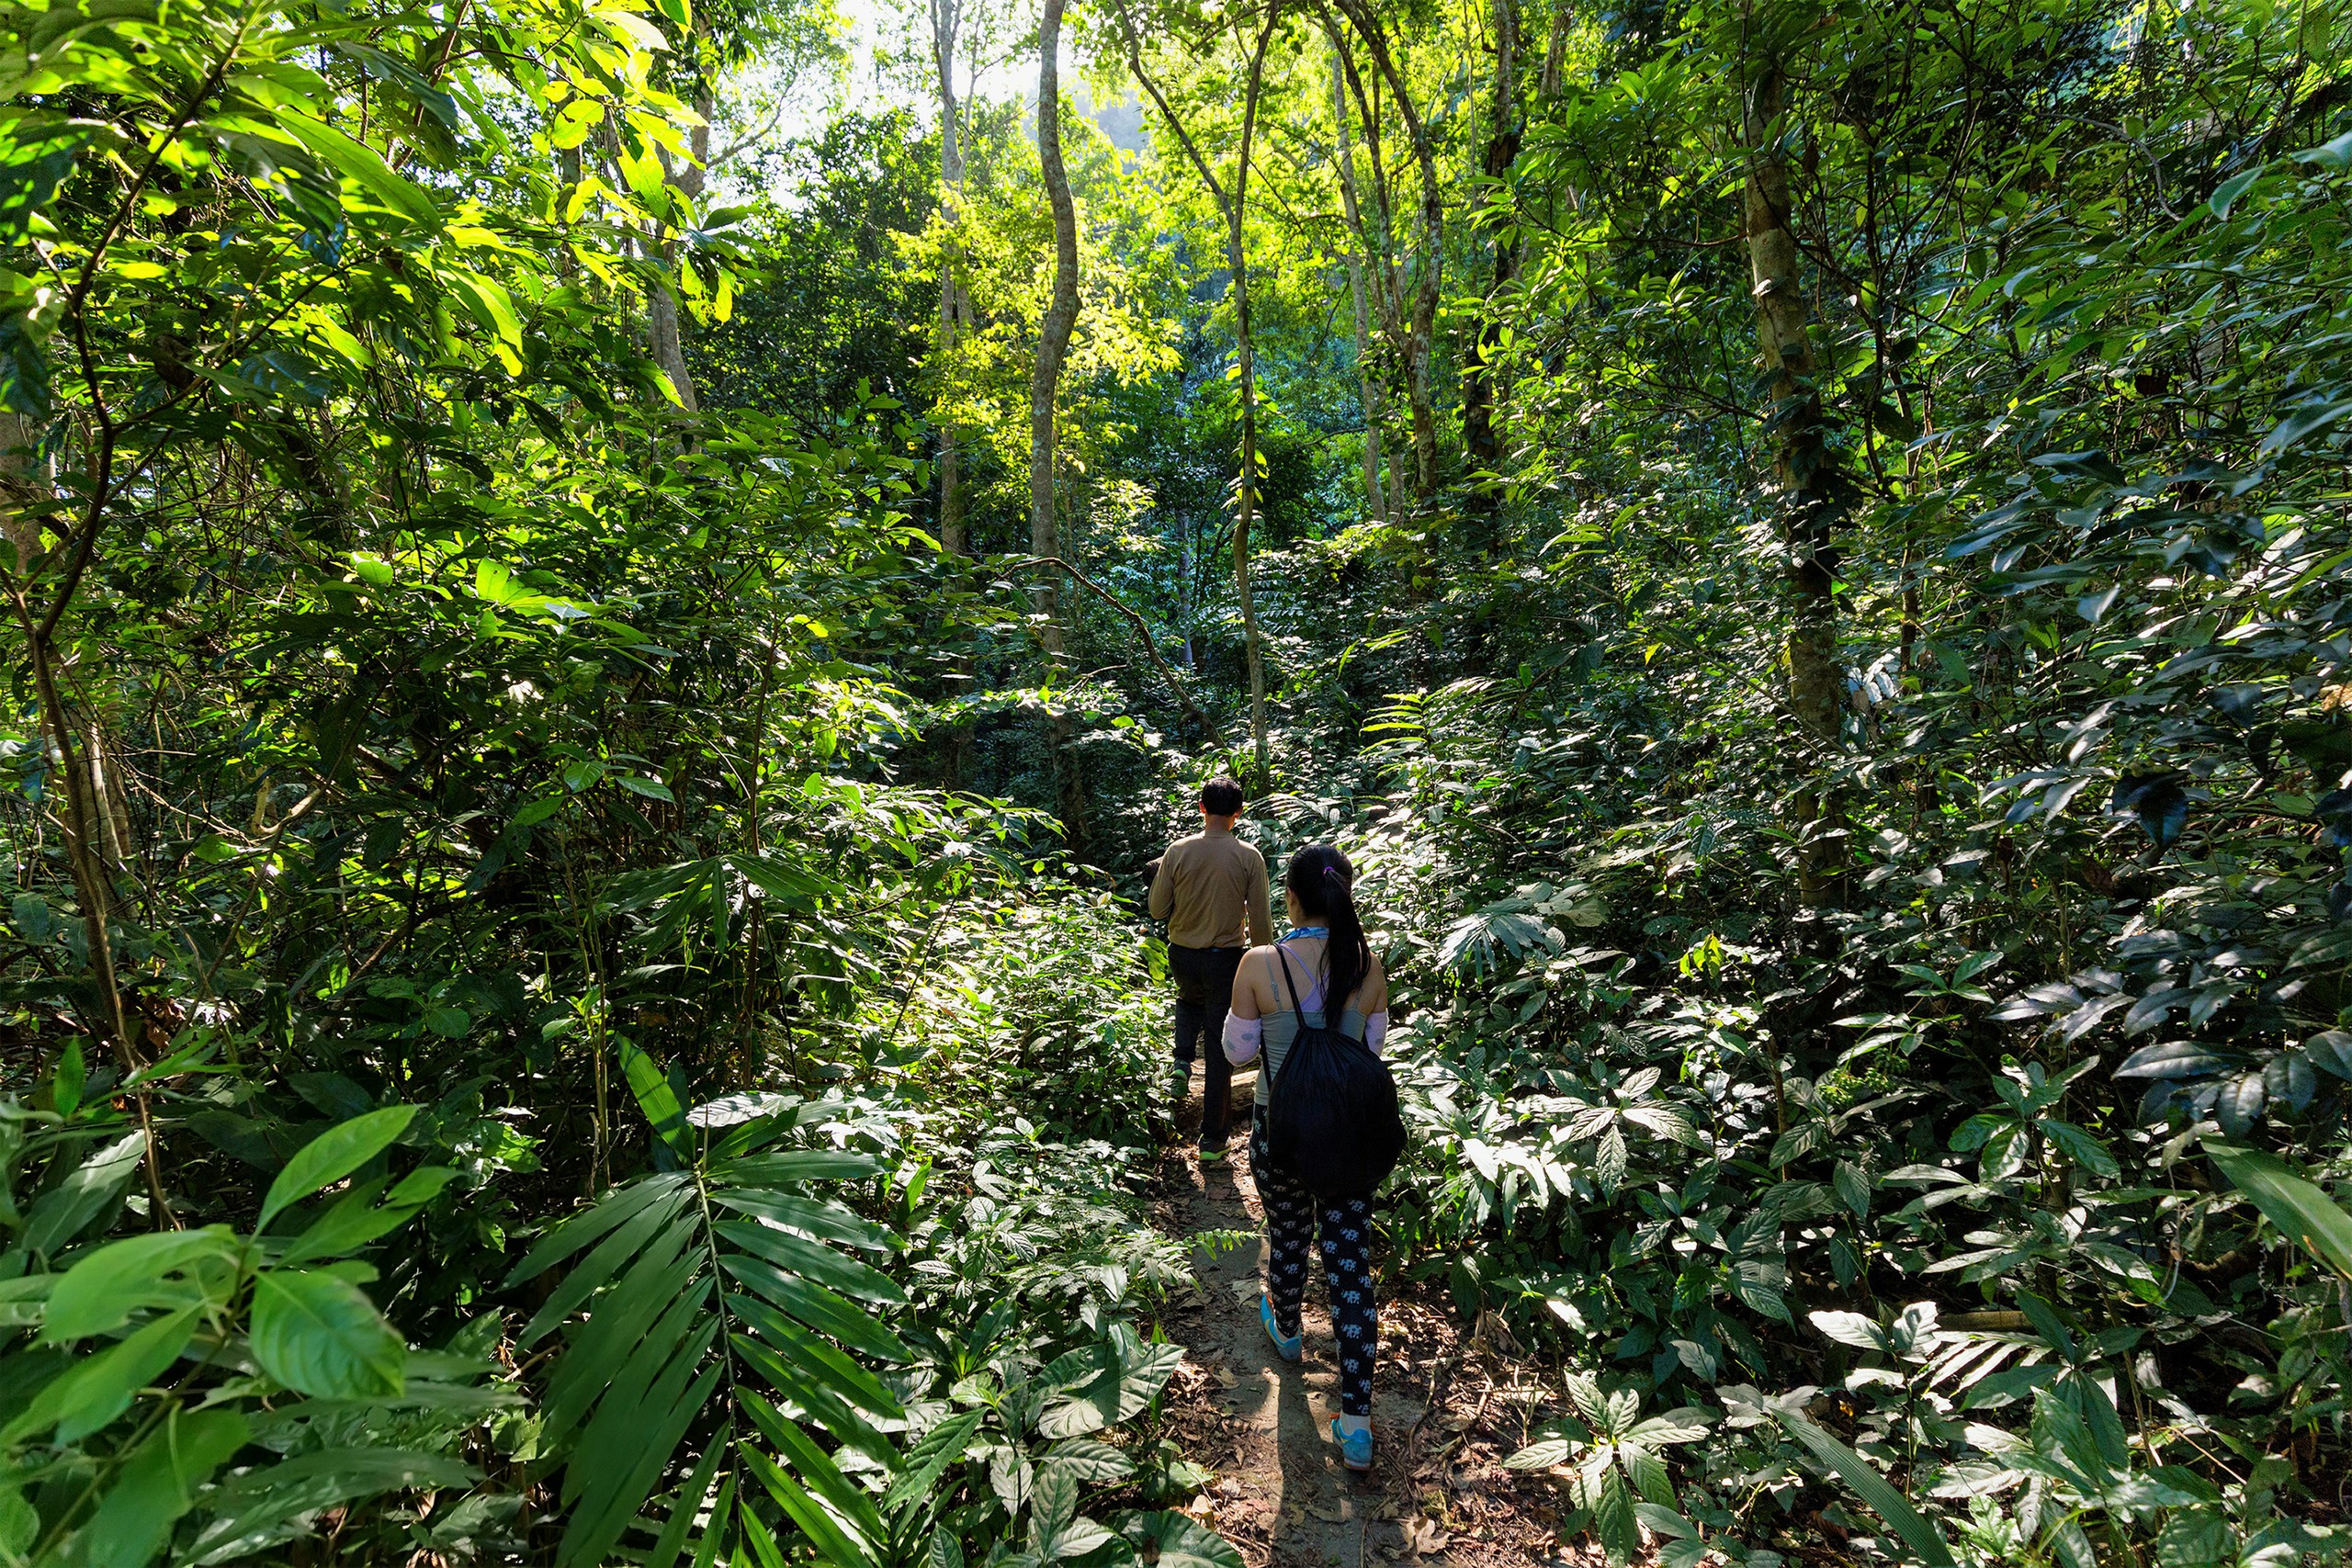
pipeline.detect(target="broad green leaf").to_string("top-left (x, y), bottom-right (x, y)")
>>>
top-left (1808, 1310), bottom-right (1888, 1353)
top-left (1628, 1407), bottom-right (1713, 1444)
top-left (22, 1132), bottom-right (147, 1257)
top-left (619, 1036), bottom-right (692, 1157)
top-left (883, 1409), bottom-right (987, 1514)
top-left (258, 1105), bottom-right (417, 1231)
top-left (1773, 1408), bottom-right (1957, 1566)
top-left (41, 1226), bottom-right (241, 1341)
top-left (1038, 1438), bottom-right (1135, 1483)
top-left (3, 1304), bottom-right (199, 1444)
top-left (1127, 1513), bottom-right (1243, 1568)
top-left (2206, 1139), bottom-right (2352, 1279)
top-left (56, 1408), bottom-right (248, 1568)
top-left (1503, 1436), bottom-right (1575, 1470)
top-left (2208, 167), bottom-right (2260, 219)
top-left (1035, 1335), bottom-right (1184, 1438)
top-left (275, 110), bottom-right (440, 226)
top-left (250, 1269), bottom-right (406, 1398)
top-left (280, 1166), bottom-right (457, 1265)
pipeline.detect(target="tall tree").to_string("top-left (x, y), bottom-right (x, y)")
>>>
top-left (1741, 46), bottom-right (1843, 740)
top-left (1032, 0), bottom-right (1088, 832)
top-left (1459, 0), bottom-right (1521, 536)
top-left (1329, 0), bottom-right (1442, 497)
top-left (931, 0), bottom-right (976, 553)
top-left (1329, 38), bottom-right (1390, 526)
top-left (1119, 0), bottom-right (1282, 784)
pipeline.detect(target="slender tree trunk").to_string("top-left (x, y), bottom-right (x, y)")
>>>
top-left (1032, 0), bottom-right (1087, 838)
top-left (1330, 44), bottom-right (1389, 525)
top-left (1229, 20), bottom-right (1275, 789)
top-left (933, 0), bottom-right (970, 556)
top-left (646, 286), bottom-right (699, 412)
top-left (1333, 0), bottom-right (1441, 496)
top-left (1121, 3), bottom-right (1279, 784)
top-left (1743, 52), bottom-right (1845, 908)
top-left (1540, 0), bottom-right (1569, 94)
top-left (1329, 38), bottom-right (1410, 464)
top-left (1742, 60), bottom-right (1842, 739)
top-left (557, 141), bottom-right (583, 281)
top-left (1460, 0), bottom-right (1521, 538)
top-left (647, 89), bottom-right (710, 414)
top-left (1522, 3), bottom-right (1577, 285)
top-left (3, 418), bottom-right (173, 1223)
top-left (0, 409), bottom-right (47, 568)
top-left (930, 0), bottom-right (974, 784)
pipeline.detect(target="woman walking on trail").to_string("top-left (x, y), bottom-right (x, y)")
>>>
top-left (1222, 844), bottom-right (1389, 1472)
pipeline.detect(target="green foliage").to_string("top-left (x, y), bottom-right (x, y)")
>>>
top-left (13, 0), bottom-right (2352, 1558)
top-left (0, 1100), bottom-right (510, 1564)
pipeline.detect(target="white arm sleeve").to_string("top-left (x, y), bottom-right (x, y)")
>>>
top-left (1364, 1011), bottom-right (1389, 1055)
top-left (1223, 1013), bottom-right (1262, 1066)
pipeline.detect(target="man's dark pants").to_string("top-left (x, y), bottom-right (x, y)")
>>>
top-left (1170, 943), bottom-right (1246, 1148)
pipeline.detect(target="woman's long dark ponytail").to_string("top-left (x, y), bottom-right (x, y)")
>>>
top-left (1286, 844), bottom-right (1369, 1019)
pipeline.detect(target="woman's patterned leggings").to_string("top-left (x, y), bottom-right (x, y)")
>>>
top-left (1250, 1109), bottom-right (1378, 1417)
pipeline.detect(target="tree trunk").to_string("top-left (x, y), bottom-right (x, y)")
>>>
top-left (1460, 0), bottom-right (1521, 538)
top-left (646, 286), bottom-right (699, 413)
top-left (1333, 0), bottom-right (1441, 497)
top-left (1742, 61), bottom-right (1843, 740)
top-left (1540, 0), bottom-right (1569, 94)
top-left (0, 409), bottom-right (48, 569)
top-left (1032, 0), bottom-right (1087, 838)
top-left (1229, 20), bottom-right (1274, 789)
top-left (933, 0), bottom-right (970, 556)
top-left (647, 88), bottom-right (710, 415)
top-left (1121, 3), bottom-right (1279, 784)
top-left (1330, 45), bottom-right (1389, 526)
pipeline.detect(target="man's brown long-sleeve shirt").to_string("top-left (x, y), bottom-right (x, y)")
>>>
top-left (1148, 825), bottom-right (1273, 950)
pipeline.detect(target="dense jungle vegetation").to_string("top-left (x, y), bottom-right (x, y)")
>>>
top-left (6, 0), bottom-right (2352, 1559)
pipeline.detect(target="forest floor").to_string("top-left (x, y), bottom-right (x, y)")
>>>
top-left (1150, 1066), bottom-right (1605, 1568)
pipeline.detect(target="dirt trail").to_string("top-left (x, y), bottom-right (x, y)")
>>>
top-left (1150, 1069), bottom-right (1591, 1568)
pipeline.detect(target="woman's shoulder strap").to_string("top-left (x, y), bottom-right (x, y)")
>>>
top-left (1272, 944), bottom-right (1307, 1016)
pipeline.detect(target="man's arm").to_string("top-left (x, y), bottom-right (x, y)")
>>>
top-left (1148, 844), bottom-right (1176, 920)
top-left (1246, 850), bottom-right (1273, 946)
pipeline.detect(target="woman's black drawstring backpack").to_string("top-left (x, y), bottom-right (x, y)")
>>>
top-left (1264, 948), bottom-right (1407, 1201)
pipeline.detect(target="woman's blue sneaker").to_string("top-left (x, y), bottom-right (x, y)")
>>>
top-left (1260, 1296), bottom-right (1302, 1362)
top-left (1330, 1418), bottom-right (1373, 1472)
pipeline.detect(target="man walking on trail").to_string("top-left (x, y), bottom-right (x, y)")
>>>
top-left (1149, 776), bottom-right (1273, 1165)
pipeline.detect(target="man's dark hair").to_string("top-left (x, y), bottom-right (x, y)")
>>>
top-left (1200, 776), bottom-right (1245, 817)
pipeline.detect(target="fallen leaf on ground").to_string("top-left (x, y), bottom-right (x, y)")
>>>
top-left (1399, 1518), bottom-right (1451, 1556)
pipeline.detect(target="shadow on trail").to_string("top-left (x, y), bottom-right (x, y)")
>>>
top-left (1164, 1085), bottom-right (1396, 1568)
